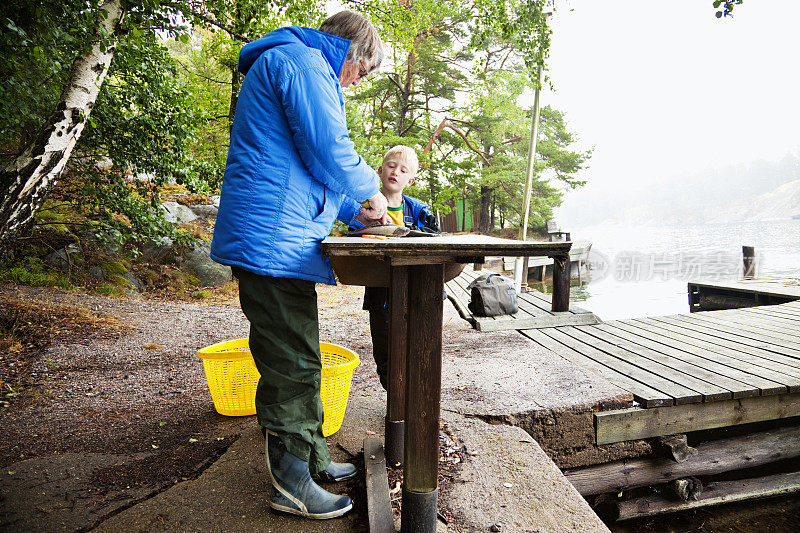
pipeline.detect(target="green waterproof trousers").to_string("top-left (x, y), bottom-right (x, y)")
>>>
top-left (234, 268), bottom-right (331, 474)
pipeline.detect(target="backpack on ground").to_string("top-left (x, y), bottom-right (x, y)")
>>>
top-left (467, 273), bottom-right (518, 317)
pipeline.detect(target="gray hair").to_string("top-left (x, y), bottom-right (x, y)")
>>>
top-left (319, 10), bottom-right (383, 73)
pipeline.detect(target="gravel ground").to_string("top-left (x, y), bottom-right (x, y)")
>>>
top-left (0, 281), bottom-right (381, 532)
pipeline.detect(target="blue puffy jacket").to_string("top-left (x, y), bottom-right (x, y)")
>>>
top-left (210, 26), bottom-right (379, 284)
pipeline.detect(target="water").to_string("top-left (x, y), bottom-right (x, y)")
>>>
top-left (552, 219), bottom-right (800, 321)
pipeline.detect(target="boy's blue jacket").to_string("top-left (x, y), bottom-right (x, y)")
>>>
top-left (210, 26), bottom-right (380, 285)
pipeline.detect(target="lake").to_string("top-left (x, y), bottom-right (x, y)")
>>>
top-left (557, 219), bottom-right (800, 321)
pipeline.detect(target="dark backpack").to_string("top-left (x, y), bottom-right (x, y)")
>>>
top-left (467, 274), bottom-right (518, 317)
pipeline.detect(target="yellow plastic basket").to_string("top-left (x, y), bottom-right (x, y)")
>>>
top-left (196, 339), bottom-right (360, 437)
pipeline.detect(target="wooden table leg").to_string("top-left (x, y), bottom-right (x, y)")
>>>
top-left (386, 266), bottom-right (408, 468)
top-left (552, 253), bottom-right (571, 312)
top-left (401, 263), bottom-right (444, 533)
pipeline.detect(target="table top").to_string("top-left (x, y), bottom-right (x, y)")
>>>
top-left (322, 234), bottom-right (571, 258)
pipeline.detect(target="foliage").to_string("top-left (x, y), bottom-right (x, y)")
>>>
top-left (0, 0), bottom-right (203, 252)
top-left (0, 0), bottom-right (99, 151)
top-left (714, 0), bottom-right (743, 18)
top-left (343, 0), bottom-right (588, 231)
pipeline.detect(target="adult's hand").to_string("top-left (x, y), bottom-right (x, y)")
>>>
top-left (362, 192), bottom-right (390, 224)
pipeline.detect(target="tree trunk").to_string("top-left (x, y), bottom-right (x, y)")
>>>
top-left (0, 0), bottom-right (124, 257)
top-left (479, 185), bottom-right (492, 233)
top-left (229, 66), bottom-right (240, 135)
top-left (228, 0), bottom-right (242, 136)
top-left (490, 193), bottom-right (496, 228)
top-left (477, 141), bottom-right (492, 233)
top-left (461, 196), bottom-right (466, 232)
top-left (395, 50), bottom-right (415, 136)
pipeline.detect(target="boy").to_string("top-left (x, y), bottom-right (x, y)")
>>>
top-left (351, 145), bottom-right (440, 389)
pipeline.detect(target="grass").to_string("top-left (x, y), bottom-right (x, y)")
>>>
top-left (0, 257), bottom-right (75, 289)
top-left (192, 289), bottom-right (212, 299)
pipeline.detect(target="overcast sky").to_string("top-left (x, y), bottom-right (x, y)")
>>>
top-left (543, 0), bottom-right (800, 221)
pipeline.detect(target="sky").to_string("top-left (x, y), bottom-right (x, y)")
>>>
top-left (542, 1), bottom-right (800, 224)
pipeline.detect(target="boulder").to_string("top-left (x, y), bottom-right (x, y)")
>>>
top-left (45, 243), bottom-right (83, 271)
top-left (140, 236), bottom-right (174, 262)
top-left (88, 266), bottom-right (107, 280)
top-left (190, 204), bottom-right (218, 218)
top-left (158, 202), bottom-right (198, 223)
top-left (121, 271), bottom-right (145, 292)
top-left (184, 242), bottom-right (231, 287)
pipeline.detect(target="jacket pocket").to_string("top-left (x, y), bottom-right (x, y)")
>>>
top-left (310, 185), bottom-right (337, 225)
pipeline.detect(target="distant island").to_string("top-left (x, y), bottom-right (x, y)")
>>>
top-left (558, 152), bottom-right (800, 227)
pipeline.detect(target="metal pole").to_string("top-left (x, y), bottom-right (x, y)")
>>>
top-left (516, 51), bottom-right (546, 293)
top-left (519, 61), bottom-right (544, 243)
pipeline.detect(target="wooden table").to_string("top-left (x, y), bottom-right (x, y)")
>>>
top-left (322, 235), bottom-right (572, 532)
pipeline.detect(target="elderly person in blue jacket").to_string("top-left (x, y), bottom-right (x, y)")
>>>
top-left (210, 11), bottom-right (387, 520)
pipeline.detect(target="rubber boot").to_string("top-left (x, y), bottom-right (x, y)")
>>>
top-left (265, 431), bottom-right (353, 519)
top-left (312, 461), bottom-right (358, 483)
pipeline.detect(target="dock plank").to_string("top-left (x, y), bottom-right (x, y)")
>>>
top-left (539, 328), bottom-right (702, 404)
top-left (744, 305), bottom-right (800, 321)
top-left (444, 267), bottom-right (600, 331)
top-left (521, 329), bottom-right (672, 407)
top-left (595, 393), bottom-right (800, 444)
top-left (562, 326), bottom-right (729, 402)
top-left (686, 312), bottom-right (800, 347)
top-left (654, 315), bottom-right (800, 365)
top-left (709, 310), bottom-right (800, 335)
top-left (635, 317), bottom-right (800, 378)
top-left (593, 321), bottom-right (777, 397)
top-left (616, 319), bottom-right (792, 394)
top-left (575, 325), bottom-right (737, 401)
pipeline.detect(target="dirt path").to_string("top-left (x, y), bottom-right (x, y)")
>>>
top-left (0, 282), bottom-right (376, 532)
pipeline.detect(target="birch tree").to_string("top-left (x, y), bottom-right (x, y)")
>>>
top-left (0, 0), bottom-right (124, 258)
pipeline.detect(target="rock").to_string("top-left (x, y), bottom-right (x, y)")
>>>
top-left (121, 271), bottom-right (144, 292)
top-left (45, 243), bottom-right (83, 270)
top-left (190, 204), bottom-right (218, 218)
top-left (158, 202), bottom-right (198, 223)
top-left (88, 266), bottom-right (107, 280)
top-left (184, 242), bottom-right (231, 287)
top-left (210, 195), bottom-right (221, 208)
top-left (140, 236), bottom-right (174, 262)
top-left (79, 228), bottom-right (120, 254)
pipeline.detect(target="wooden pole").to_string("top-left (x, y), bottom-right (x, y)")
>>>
top-left (401, 263), bottom-right (444, 533)
top-left (743, 245), bottom-right (755, 279)
top-left (551, 254), bottom-right (570, 312)
top-left (386, 266), bottom-right (409, 468)
top-left (565, 424), bottom-right (800, 496)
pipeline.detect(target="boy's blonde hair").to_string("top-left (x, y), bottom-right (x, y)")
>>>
top-left (382, 145), bottom-right (419, 176)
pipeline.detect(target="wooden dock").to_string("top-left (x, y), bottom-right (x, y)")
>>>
top-left (689, 276), bottom-right (800, 312)
top-left (445, 266), bottom-right (600, 331)
top-left (522, 300), bottom-right (800, 444)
